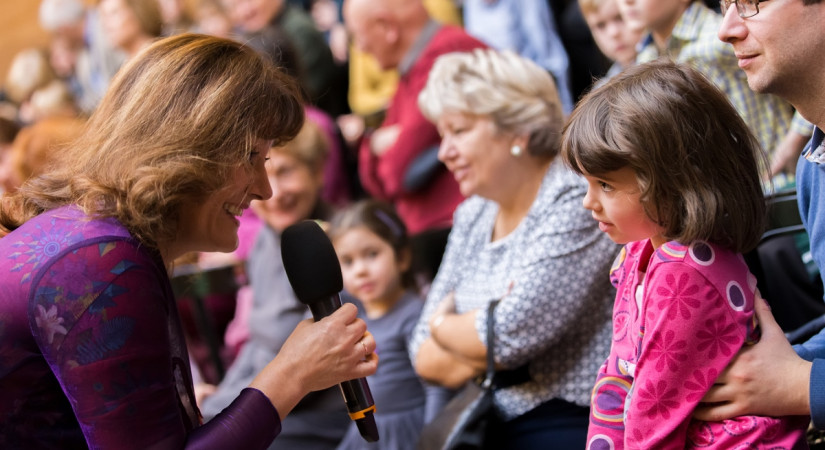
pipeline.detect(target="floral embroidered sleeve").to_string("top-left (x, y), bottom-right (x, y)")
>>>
top-left (28, 240), bottom-right (281, 449)
top-left (623, 263), bottom-right (747, 448)
top-left (29, 240), bottom-right (195, 448)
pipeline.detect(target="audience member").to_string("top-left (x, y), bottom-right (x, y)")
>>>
top-left (342, 0), bottom-right (487, 285)
top-left (0, 33), bottom-right (377, 449)
top-left (245, 26), bottom-right (352, 207)
top-left (338, 0), bottom-right (463, 200)
top-left (328, 199), bottom-right (450, 450)
top-left (0, 116), bottom-right (85, 194)
top-left (462, 0), bottom-right (574, 115)
top-left (342, 0), bottom-right (462, 121)
top-left (553, 0), bottom-right (613, 101)
top-left (409, 48), bottom-right (618, 449)
top-left (4, 48), bottom-right (57, 123)
top-left (98, 0), bottom-right (164, 59)
top-left (221, 0), bottom-right (342, 116)
top-left (200, 120), bottom-right (351, 449)
top-left (563, 59), bottom-right (808, 449)
top-left (191, 0), bottom-right (234, 37)
top-left (579, 0), bottom-right (642, 86)
top-left (691, 0), bottom-right (825, 430)
top-left (39, 0), bottom-right (125, 113)
top-left (310, 0), bottom-right (348, 63)
top-left (23, 80), bottom-right (81, 123)
top-left (619, 0), bottom-right (806, 178)
top-left (157, 0), bottom-right (194, 35)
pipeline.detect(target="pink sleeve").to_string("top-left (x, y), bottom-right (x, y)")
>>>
top-left (624, 263), bottom-right (747, 448)
top-left (223, 285), bottom-right (253, 357)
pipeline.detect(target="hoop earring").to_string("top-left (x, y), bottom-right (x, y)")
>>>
top-left (510, 145), bottom-right (522, 157)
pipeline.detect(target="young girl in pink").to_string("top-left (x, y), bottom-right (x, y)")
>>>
top-left (562, 59), bottom-right (810, 449)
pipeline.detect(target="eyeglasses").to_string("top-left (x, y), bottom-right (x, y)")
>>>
top-left (720, 0), bottom-right (771, 18)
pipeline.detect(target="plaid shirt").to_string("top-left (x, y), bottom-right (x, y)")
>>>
top-left (636, 1), bottom-right (807, 158)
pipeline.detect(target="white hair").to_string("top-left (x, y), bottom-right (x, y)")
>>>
top-left (418, 48), bottom-right (564, 159)
top-left (39, 0), bottom-right (85, 31)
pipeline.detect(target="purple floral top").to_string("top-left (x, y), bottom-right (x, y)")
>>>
top-left (0, 206), bottom-right (280, 449)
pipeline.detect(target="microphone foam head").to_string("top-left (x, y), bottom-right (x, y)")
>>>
top-left (281, 220), bottom-right (344, 304)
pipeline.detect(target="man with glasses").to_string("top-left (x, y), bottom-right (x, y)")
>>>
top-left (694, 0), bottom-right (825, 431)
top-left (617, 0), bottom-right (809, 178)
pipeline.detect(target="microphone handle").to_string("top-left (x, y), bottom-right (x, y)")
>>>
top-left (307, 294), bottom-right (379, 442)
top-left (307, 295), bottom-right (342, 320)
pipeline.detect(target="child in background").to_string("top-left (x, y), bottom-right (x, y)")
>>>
top-left (327, 199), bottom-right (448, 450)
top-left (578, 0), bottom-right (641, 87)
top-left (562, 60), bottom-right (809, 449)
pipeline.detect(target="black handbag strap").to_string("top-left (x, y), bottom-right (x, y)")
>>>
top-left (482, 300), bottom-right (531, 390)
top-left (481, 300), bottom-right (498, 389)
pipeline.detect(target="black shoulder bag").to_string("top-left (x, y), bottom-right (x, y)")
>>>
top-left (418, 300), bottom-right (530, 449)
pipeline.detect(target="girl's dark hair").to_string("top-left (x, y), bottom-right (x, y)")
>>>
top-left (561, 59), bottom-right (767, 253)
top-left (327, 199), bottom-right (416, 291)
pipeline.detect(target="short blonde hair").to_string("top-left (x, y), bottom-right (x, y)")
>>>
top-left (5, 48), bottom-right (56, 104)
top-left (578, 0), bottom-right (608, 15)
top-left (272, 119), bottom-right (328, 174)
top-left (418, 48), bottom-right (563, 159)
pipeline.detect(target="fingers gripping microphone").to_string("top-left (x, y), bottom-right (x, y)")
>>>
top-left (281, 220), bottom-right (379, 443)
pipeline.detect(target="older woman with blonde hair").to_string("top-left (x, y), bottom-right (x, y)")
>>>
top-left (0, 34), bottom-right (377, 449)
top-left (409, 48), bottom-right (618, 448)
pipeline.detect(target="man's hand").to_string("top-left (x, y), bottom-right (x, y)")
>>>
top-left (694, 295), bottom-right (812, 420)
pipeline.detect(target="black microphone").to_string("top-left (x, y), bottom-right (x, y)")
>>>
top-left (281, 220), bottom-right (379, 443)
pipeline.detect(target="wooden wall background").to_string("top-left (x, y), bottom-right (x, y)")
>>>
top-left (0, 0), bottom-right (51, 90)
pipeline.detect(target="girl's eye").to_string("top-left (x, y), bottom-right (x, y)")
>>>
top-left (599, 181), bottom-right (614, 192)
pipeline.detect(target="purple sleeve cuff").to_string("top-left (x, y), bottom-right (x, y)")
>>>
top-left (187, 388), bottom-right (281, 449)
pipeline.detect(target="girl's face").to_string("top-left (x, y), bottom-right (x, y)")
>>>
top-left (436, 111), bottom-right (517, 200)
top-left (581, 166), bottom-right (665, 248)
top-left (333, 226), bottom-right (408, 313)
top-left (251, 150), bottom-right (323, 232)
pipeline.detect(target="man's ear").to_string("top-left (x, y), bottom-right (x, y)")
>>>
top-left (379, 16), bottom-right (400, 45)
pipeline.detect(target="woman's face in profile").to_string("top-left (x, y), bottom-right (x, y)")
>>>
top-left (175, 139), bottom-right (273, 255)
top-left (436, 111), bottom-right (515, 200)
top-left (251, 150), bottom-right (323, 233)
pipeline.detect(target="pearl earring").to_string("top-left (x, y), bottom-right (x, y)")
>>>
top-left (510, 145), bottom-right (522, 156)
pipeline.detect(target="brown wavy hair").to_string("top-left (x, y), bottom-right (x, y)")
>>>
top-left (0, 33), bottom-right (305, 248)
top-left (561, 59), bottom-right (767, 253)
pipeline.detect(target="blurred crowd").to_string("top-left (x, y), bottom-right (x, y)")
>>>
top-left (3, 0), bottom-right (819, 448)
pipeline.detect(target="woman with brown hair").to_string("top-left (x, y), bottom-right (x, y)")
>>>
top-left (0, 34), bottom-right (377, 449)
